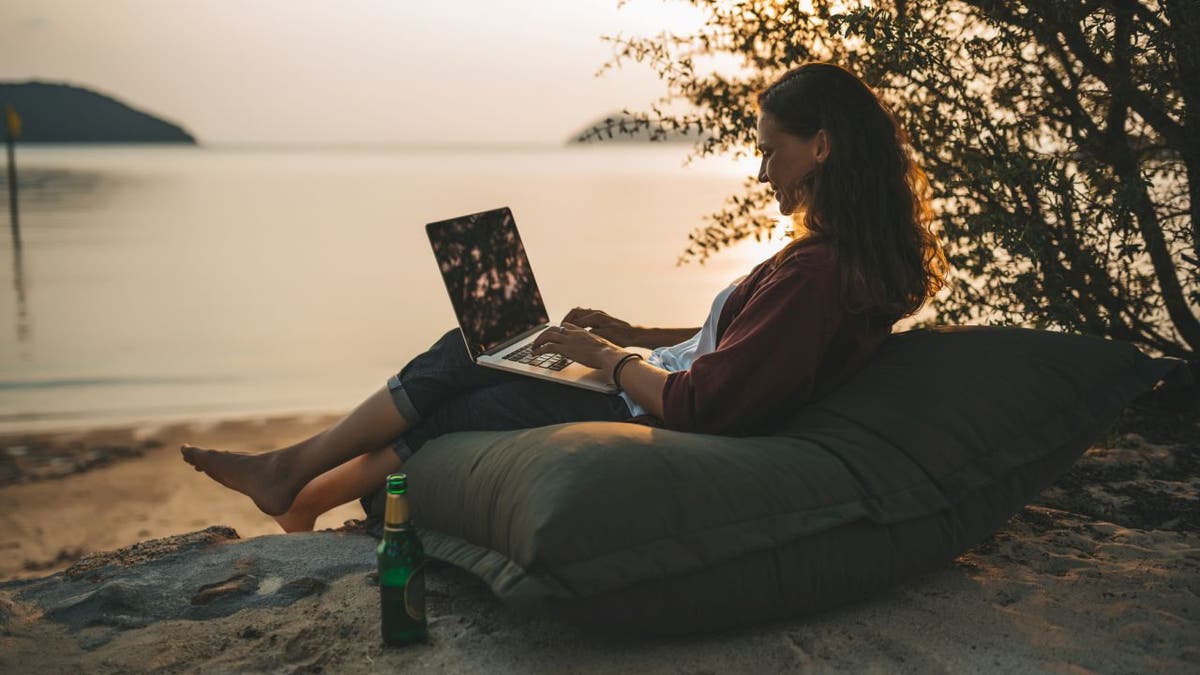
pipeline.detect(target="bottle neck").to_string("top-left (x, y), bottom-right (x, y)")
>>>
top-left (384, 492), bottom-right (411, 530)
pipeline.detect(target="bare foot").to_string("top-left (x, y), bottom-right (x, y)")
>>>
top-left (180, 444), bottom-right (300, 516)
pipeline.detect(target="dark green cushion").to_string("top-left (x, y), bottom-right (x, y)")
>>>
top-left (362, 326), bottom-right (1178, 633)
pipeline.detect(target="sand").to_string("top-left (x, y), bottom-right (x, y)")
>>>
top-left (0, 403), bottom-right (1197, 673)
top-left (0, 413), bottom-right (364, 581)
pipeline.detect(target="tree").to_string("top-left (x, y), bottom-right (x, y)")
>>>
top-left (582, 0), bottom-right (1199, 361)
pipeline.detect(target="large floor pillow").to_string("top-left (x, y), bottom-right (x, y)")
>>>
top-left (361, 325), bottom-right (1180, 634)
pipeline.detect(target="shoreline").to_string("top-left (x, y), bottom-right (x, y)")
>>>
top-left (0, 405), bottom-right (353, 438)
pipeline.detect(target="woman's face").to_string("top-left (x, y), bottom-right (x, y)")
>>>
top-left (756, 111), bottom-right (828, 216)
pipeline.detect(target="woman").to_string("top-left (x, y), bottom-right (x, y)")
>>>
top-left (181, 62), bottom-right (948, 532)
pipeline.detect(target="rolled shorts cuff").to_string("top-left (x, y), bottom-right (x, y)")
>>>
top-left (391, 437), bottom-right (414, 463)
top-left (386, 374), bottom-right (422, 426)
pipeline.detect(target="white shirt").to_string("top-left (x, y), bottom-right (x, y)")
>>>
top-left (619, 274), bottom-right (749, 417)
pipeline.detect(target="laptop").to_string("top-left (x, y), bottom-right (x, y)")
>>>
top-left (426, 206), bottom-right (646, 393)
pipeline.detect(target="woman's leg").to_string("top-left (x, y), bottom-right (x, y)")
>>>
top-left (181, 327), bottom-right (525, 517)
top-left (181, 384), bottom-right (411, 516)
top-left (274, 444), bottom-right (404, 532)
top-left (393, 377), bottom-right (633, 460)
top-left (280, 378), bottom-right (634, 532)
top-left (353, 376), bottom-right (633, 524)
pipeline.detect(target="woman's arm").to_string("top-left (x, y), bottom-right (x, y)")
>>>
top-left (535, 330), bottom-right (666, 417)
top-left (654, 247), bottom-right (840, 434)
top-left (561, 308), bottom-right (700, 349)
top-left (628, 326), bottom-right (703, 349)
top-left (614, 356), bottom-right (669, 419)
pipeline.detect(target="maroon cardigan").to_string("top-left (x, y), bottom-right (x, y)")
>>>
top-left (622, 240), bottom-right (896, 436)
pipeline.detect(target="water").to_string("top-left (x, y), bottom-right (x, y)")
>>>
top-left (0, 144), bottom-right (795, 433)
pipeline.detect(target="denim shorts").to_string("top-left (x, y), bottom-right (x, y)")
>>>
top-left (385, 327), bottom-right (633, 461)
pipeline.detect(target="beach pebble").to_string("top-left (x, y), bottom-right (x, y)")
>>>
top-left (256, 576), bottom-right (284, 596)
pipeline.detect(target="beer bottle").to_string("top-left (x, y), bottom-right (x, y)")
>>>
top-left (377, 472), bottom-right (427, 646)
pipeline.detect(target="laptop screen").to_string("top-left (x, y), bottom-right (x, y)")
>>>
top-left (426, 207), bottom-right (550, 359)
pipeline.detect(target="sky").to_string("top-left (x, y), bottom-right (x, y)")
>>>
top-left (0, 0), bottom-right (712, 145)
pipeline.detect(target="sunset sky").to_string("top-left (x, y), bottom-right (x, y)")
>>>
top-left (0, 0), bottom-right (712, 145)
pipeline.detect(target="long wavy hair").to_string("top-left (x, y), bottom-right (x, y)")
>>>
top-left (758, 62), bottom-right (948, 321)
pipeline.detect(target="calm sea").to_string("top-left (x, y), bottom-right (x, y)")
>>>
top-left (0, 144), bottom-right (801, 433)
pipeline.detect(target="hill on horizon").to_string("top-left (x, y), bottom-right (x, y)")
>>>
top-left (0, 81), bottom-right (196, 144)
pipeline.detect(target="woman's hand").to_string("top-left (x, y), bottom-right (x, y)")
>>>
top-left (560, 308), bottom-right (636, 347)
top-left (530, 323), bottom-right (628, 373)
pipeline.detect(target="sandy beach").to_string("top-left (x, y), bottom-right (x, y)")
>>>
top-left (1, 400), bottom-right (1197, 673)
top-left (0, 413), bottom-right (365, 581)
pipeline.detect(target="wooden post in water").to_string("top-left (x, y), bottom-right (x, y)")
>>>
top-left (5, 104), bottom-right (20, 251)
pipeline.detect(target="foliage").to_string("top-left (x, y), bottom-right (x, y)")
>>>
top-left (583, 0), bottom-right (1199, 359)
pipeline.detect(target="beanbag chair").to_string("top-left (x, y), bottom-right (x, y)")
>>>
top-left (361, 325), bottom-right (1180, 634)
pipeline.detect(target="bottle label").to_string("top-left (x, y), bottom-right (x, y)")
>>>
top-left (404, 562), bottom-right (426, 621)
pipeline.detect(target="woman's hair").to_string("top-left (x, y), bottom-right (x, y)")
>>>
top-left (757, 62), bottom-right (948, 322)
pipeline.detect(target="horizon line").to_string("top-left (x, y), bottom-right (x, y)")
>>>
top-left (12, 139), bottom-right (708, 152)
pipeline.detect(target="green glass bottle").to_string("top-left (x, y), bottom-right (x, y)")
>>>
top-left (377, 472), bottom-right (427, 646)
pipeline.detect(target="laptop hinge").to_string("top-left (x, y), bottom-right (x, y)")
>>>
top-left (480, 324), bottom-right (547, 357)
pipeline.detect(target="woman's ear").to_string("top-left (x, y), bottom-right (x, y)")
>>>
top-left (814, 129), bottom-right (831, 164)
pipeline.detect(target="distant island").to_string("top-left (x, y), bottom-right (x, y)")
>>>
top-left (567, 111), bottom-right (710, 145)
top-left (0, 81), bottom-right (196, 143)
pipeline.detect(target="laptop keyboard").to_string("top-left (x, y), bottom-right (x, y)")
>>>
top-left (502, 344), bottom-right (572, 370)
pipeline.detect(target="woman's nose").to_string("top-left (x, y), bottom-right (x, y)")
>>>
top-left (757, 162), bottom-right (768, 183)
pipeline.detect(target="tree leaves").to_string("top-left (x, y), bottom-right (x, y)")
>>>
top-left (594, 0), bottom-right (1197, 358)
